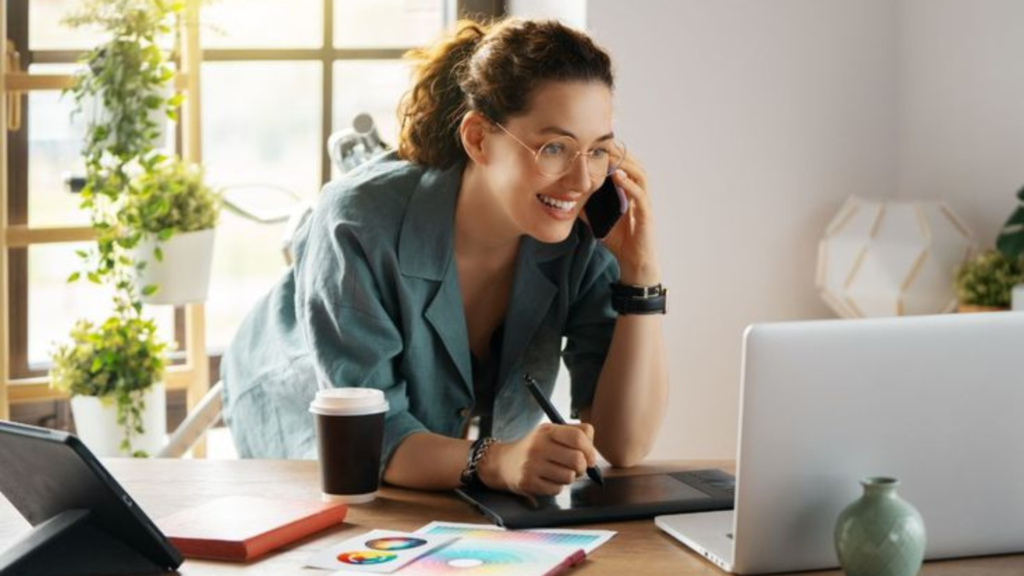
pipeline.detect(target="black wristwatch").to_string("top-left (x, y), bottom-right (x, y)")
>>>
top-left (611, 282), bottom-right (668, 315)
top-left (460, 437), bottom-right (498, 489)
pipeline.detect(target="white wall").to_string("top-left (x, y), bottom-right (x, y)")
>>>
top-left (507, 0), bottom-right (586, 28)
top-left (586, 0), bottom-right (900, 459)
top-left (896, 0), bottom-right (1024, 240)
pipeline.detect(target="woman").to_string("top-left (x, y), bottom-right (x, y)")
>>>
top-left (221, 18), bottom-right (668, 496)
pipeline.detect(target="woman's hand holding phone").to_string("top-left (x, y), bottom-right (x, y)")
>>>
top-left (589, 154), bottom-right (661, 286)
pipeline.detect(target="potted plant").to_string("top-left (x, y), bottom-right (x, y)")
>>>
top-left (123, 155), bottom-right (222, 305)
top-left (50, 315), bottom-right (169, 457)
top-left (954, 250), bottom-right (1022, 312)
top-left (55, 0), bottom-right (185, 457)
top-left (996, 184), bottom-right (1024, 310)
top-left (62, 0), bottom-right (184, 289)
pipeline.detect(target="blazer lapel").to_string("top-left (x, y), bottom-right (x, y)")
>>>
top-left (496, 233), bottom-right (577, 395)
top-left (424, 263), bottom-right (473, 395)
top-left (399, 163), bottom-right (473, 396)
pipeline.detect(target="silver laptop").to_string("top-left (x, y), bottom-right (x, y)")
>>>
top-left (657, 312), bottom-right (1024, 574)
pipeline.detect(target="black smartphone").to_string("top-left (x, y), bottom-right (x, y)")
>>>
top-left (584, 175), bottom-right (626, 239)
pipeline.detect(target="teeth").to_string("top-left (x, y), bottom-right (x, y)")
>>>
top-left (538, 194), bottom-right (577, 211)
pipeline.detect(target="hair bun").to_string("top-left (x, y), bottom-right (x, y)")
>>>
top-left (398, 18), bottom-right (613, 170)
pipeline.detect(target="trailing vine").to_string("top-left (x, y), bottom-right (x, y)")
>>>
top-left (51, 0), bottom-right (189, 455)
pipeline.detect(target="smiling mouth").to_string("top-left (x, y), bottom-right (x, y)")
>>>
top-left (537, 194), bottom-right (578, 212)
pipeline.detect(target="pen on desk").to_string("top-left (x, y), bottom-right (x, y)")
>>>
top-left (523, 373), bottom-right (605, 487)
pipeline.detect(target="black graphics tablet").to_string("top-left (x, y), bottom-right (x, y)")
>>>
top-left (0, 420), bottom-right (183, 575)
top-left (455, 469), bottom-right (735, 529)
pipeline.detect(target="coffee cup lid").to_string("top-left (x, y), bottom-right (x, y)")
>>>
top-left (309, 388), bottom-right (389, 416)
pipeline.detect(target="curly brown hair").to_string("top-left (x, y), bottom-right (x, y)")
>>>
top-left (397, 18), bottom-right (615, 169)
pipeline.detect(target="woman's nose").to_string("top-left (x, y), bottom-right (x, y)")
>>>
top-left (564, 153), bottom-right (592, 191)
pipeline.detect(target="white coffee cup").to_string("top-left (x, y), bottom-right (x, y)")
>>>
top-left (309, 388), bottom-right (389, 504)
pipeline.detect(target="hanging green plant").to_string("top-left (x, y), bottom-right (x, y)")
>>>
top-left (49, 315), bottom-right (168, 457)
top-left (62, 0), bottom-right (185, 291)
top-left (55, 0), bottom-right (193, 457)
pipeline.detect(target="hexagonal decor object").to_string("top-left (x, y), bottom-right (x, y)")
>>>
top-left (817, 197), bottom-right (975, 318)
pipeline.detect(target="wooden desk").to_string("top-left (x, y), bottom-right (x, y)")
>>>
top-left (0, 459), bottom-right (1020, 575)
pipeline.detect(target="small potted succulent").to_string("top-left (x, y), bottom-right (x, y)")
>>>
top-left (49, 314), bottom-right (169, 457)
top-left (122, 155), bottom-right (222, 305)
top-left (954, 249), bottom-right (1022, 312)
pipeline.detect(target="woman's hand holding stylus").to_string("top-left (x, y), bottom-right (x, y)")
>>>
top-left (478, 423), bottom-right (598, 496)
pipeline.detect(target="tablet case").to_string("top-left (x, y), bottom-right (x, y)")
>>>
top-left (456, 469), bottom-right (735, 529)
top-left (0, 421), bottom-right (183, 575)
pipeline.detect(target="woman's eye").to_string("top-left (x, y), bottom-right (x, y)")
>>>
top-left (540, 142), bottom-right (566, 156)
top-left (590, 147), bottom-right (609, 159)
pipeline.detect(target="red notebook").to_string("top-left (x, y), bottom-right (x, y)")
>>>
top-left (156, 495), bottom-right (347, 562)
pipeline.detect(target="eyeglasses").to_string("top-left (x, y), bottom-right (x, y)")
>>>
top-left (492, 121), bottom-right (627, 182)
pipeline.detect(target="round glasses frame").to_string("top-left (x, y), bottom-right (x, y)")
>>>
top-left (491, 121), bottom-right (627, 182)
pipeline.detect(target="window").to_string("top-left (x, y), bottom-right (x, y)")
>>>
top-left (5, 1), bottom-right (503, 424)
top-left (196, 0), bottom-right (452, 354)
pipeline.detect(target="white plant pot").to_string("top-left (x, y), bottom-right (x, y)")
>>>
top-left (135, 228), bottom-right (216, 305)
top-left (1013, 283), bottom-right (1024, 311)
top-left (69, 383), bottom-right (166, 457)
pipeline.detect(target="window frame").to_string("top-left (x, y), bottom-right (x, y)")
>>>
top-left (6, 0), bottom-right (504, 383)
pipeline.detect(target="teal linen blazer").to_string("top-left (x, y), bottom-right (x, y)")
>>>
top-left (220, 152), bottom-right (620, 474)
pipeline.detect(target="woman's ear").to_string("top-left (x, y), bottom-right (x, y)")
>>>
top-left (459, 111), bottom-right (491, 165)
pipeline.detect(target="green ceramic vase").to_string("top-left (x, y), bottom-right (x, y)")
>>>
top-left (834, 477), bottom-right (926, 576)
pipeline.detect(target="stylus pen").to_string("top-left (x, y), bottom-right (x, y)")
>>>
top-left (523, 373), bottom-right (605, 486)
